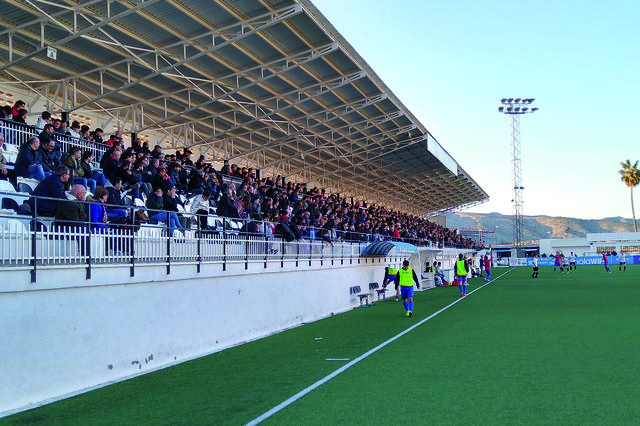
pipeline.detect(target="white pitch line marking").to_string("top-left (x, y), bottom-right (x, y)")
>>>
top-left (245, 269), bottom-right (513, 426)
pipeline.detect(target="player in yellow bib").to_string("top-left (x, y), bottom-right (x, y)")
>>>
top-left (397, 260), bottom-right (420, 317)
top-left (382, 266), bottom-right (400, 301)
top-left (455, 253), bottom-right (470, 297)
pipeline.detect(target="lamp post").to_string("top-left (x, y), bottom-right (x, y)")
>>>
top-left (498, 98), bottom-right (538, 252)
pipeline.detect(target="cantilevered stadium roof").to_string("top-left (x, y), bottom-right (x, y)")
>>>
top-left (0, 0), bottom-right (489, 216)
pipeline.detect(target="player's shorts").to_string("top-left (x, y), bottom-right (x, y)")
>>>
top-left (485, 269), bottom-right (491, 277)
top-left (400, 285), bottom-right (414, 300)
top-left (570, 262), bottom-right (576, 266)
top-left (554, 262), bottom-right (561, 267)
top-left (533, 266), bottom-right (539, 271)
top-left (456, 275), bottom-right (467, 283)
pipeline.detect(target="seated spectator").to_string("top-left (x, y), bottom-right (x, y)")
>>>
top-left (54, 184), bottom-right (87, 256)
top-left (105, 177), bottom-right (131, 223)
top-left (250, 196), bottom-right (262, 219)
top-left (11, 100), bottom-right (25, 118)
top-left (132, 160), bottom-right (152, 197)
top-left (12, 108), bottom-right (28, 125)
top-left (54, 119), bottom-right (67, 135)
top-left (145, 186), bottom-right (183, 236)
top-left (235, 194), bottom-right (251, 219)
top-left (35, 111), bottom-right (52, 130)
top-left (217, 187), bottom-right (240, 218)
top-left (54, 184), bottom-right (87, 229)
top-left (91, 128), bottom-right (104, 145)
top-left (163, 185), bottom-right (190, 228)
top-left (102, 149), bottom-right (121, 183)
top-left (80, 125), bottom-right (91, 141)
top-left (152, 166), bottom-right (171, 193)
top-left (261, 197), bottom-right (277, 218)
top-left (150, 144), bottom-right (163, 158)
top-left (29, 165), bottom-right (71, 216)
top-left (100, 139), bottom-right (122, 168)
top-left (187, 166), bottom-right (204, 194)
top-left (62, 146), bottom-right (93, 193)
top-left (116, 160), bottom-right (141, 200)
top-left (168, 162), bottom-right (188, 194)
top-left (15, 136), bottom-right (45, 181)
top-left (80, 151), bottom-right (107, 188)
top-left (190, 189), bottom-right (213, 230)
top-left (240, 214), bottom-right (262, 236)
top-left (38, 123), bottom-right (59, 150)
top-left (54, 184), bottom-right (89, 256)
top-left (68, 121), bottom-right (81, 139)
top-left (143, 157), bottom-right (159, 184)
top-left (0, 134), bottom-right (9, 180)
top-left (87, 186), bottom-right (110, 233)
top-left (220, 160), bottom-right (231, 175)
top-left (39, 138), bottom-right (60, 176)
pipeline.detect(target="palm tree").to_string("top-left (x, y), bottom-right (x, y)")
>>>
top-left (620, 159), bottom-right (640, 232)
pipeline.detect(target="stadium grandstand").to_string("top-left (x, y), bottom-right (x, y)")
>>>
top-left (0, 0), bottom-right (489, 417)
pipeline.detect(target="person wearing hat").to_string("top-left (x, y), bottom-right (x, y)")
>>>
top-left (397, 259), bottom-right (420, 317)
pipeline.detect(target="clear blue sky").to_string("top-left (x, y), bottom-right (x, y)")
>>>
top-left (312, 0), bottom-right (640, 219)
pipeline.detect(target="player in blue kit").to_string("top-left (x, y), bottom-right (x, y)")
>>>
top-left (382, 266), bottom-right (399, 301)
top-left (483, 254), bottom-right (492, 281)
top-left (455, 253), bottom-right (470, 297)
top-left (602, 253), bottom-right (611, 273)
top-left (397, 260), bottom-right (420, 317)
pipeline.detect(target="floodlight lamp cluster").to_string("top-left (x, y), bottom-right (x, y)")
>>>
top-left (498, 97), bottom-right (538, 115)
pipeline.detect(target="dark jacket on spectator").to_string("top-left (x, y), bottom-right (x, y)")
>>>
top-left (106, 186), bottom-right (126, 207)
top-left (14, 142), bottom-right (42, 178)
top-left (62, 156), bottom-right (84, 178)
top-left (145, 192), bottom-right (164, 217)
top-left (102, 155), bottom-right (120, 182)
top-left (116, 167), bottom-right (138, 187)
top-left (143, 164), bottom-right (157, 184)
top-left (38, 129), bottom-right (56, 147)
top-left (29, 173), bottom-right (66, 216)
top-left (162, 193), bottom-right (183, 213)
top-left (217, 193), bottom-right (240, 218)
top-left (39, 147), bottom-right (60, 173)
top-left (80, 160), bottom-right (93, 178)
top-left (54, 198), bottom-right (87, 227)
top-left (188, 170), bottom-right (203, 193)
top-left (152, 173), bottom-right (170, 193)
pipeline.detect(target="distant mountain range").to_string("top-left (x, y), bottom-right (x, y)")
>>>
top-left (446, 212), bottom-right (636, 245)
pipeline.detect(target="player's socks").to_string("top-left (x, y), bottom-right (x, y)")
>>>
top-left (403, 301), bottom-right (409, 311)
top-left (409, 301), bottom-right (414, 311)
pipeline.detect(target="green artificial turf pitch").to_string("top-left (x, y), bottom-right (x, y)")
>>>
top-left (4, 265), bottom-right (640, 425)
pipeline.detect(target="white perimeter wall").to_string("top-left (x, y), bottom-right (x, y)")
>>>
top-left (0, 258), bottom-right (386, 416)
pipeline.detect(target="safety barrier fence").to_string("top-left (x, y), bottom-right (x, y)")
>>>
top-left (1, 118), bottom-right (109, 161)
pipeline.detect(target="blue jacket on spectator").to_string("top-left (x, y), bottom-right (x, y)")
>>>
top-left (88, 201), bottom-right (109, 232)
top-left (14, 142), bottom-right (42, 178)
top-left (29, 173), bottom-right (66, 216)
top-left (39, 146), bottom-right (60, 173)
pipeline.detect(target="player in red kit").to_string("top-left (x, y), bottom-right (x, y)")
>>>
top-left (483, 254), bottom-right (492, 281)
top-left (602, 253), bottom-right (611, 274)
top-left (553, 251), bottom-right (564, 273)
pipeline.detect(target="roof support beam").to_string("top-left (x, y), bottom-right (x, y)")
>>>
top-left (68, 4), bottom-right (304, 111)
top-left (0, 0), bottom-right (163, 72)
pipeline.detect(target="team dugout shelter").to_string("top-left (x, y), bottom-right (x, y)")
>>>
top-left (0, 0), bottom-right (488, 217)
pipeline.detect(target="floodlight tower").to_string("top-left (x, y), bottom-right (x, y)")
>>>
top-left (498, 98), bottom-right (538, 249)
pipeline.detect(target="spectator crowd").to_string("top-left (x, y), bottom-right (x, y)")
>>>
top-left (1, 101), bottom-right (482, 250)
